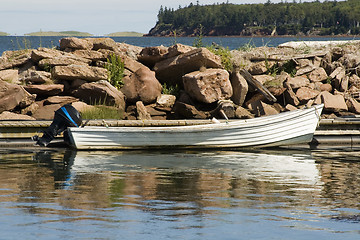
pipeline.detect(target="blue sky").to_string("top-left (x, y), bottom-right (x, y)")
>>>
top-left (1, 0), bottom-right (327, 36)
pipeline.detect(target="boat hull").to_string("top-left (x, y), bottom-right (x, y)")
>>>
top-left (67, 105), bottom-right (323, 150)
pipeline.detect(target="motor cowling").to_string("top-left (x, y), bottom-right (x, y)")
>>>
top-left (33, 104), bottom-right (82, 147)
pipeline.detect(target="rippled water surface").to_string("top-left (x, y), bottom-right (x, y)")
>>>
top-left (0, 149), bottom-right (359, 239)
top-left (1, 35), bottom-right (360, 54)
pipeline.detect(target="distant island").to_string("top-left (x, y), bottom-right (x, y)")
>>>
top-left (8, 31), bottom-right (145, 37)
top-left (106, 32), bottom-right (144, 37)
top-left (25, 31), bottom-right (93, 37)
top-left (147, 0), bottom-right (360, 37)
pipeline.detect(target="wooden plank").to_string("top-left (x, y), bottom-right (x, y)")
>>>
top-left (240, 69), bottom-right (277, 102)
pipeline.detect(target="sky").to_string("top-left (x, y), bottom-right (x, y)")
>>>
top-left (0, 0), bottom-right (328, 36)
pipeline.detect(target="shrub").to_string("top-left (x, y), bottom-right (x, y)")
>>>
top-left (105, 53), bottom-right (125, 89)
top-left (207, 45), bottom-right (233, 72)
top-left (162, 83), bottom-right (180, 97)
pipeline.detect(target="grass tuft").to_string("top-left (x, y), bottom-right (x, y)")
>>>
top-left (81, 105), bottom-right (124, 120)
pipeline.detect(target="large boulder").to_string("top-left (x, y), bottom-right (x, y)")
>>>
top-left (286, 76), bottom-right (309, 89)
top-left (320, 83), bottom-right (333, 92)
top-left (183, 69), bottom-right (232, 104)
top-left (252, 75), bottom-right (274, 85)
top-left (99, 52), bottom-right (146, 74)
top-left (0, 69), bottom-right (19, 84)
top-left (339, 53), bottom-right (360, 69)
top-left (52, 65), bottom-right (108, 81)
top-left (349, 74), bottom-right (360, 89)
top-left (284, 82), bottom-right (300, 106)
top-left (85, 38), bottom-right (117, 51)
top-left (21, 102), bottom-right (39, 116)
top-left (166, 44), bottom-right (195, 58)
top-left (145, 104), bottom-right (168, 120)
top-left (38, 56), bottom-right (91, 68)
top-left (295, 59), bottom-right (314, 73)
top-left (173, 102), bottom-right (208, 119)
top-left (247, 100), bottom-right (279, 117)
top-left (24, 84), bottom-right (64, 96)
top-left (60, 37), bottom-right (93, 51)
top-left (235, 106), bottom-right (254, 119)
top-left (0, 80), bottom-right (33, 113)
top-left (230, 71), bottom-right (248, 106)
top-left (347, 98), bottom-right (360, 114)
top-left (72, 80), bottom-right (126, 110)
top-left (71, 101), bottom-right (96, 113)
top-left (136, 101), bottom-right (152, 120)
top-left (115, 42), bottom-right (143, 60)
top-left (32, 102), bottom-right (62, 120)
top-left (43, 96), bottom-right (79, 105)
top-left (156, 94), bottom-right (176, 111)
top-left (0, 111), bottom-right (36, 120)
top-left (0, 50), bottom-right (32, 70)
top-left (320, 91), bottom-right (348, 112)
top-left (330, 67), bottom-right (347, 91)
top-left (295, 87), bottom-right (320, 103)
top-left (19, 70), bottom-right (52, 84)
top-left (121, 67), bottom-right (162, 104)
top-left (137, 46), bottom-right (168, 68)
top-left (308, 67), bottom-right (328, 82)
top-left (248, 61), bottom-right (268, 75)
top-left (72, 49), bottom-right (107, 61)
top-left (121, 55), bottom-right (148, 74)
top-left (31, 48), bottom-right (64, 62)
top-left (154, 47), bottom-right (222, 86)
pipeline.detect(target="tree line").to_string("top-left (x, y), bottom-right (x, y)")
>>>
top-left (146, 0), bottom-right (360, 36)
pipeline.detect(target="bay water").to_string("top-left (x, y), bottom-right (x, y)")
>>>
top-left (0, 148), bottom-right (359, 239)
top-left (1, 35), bottom-right (360, 239)
top-left (1, 35), bottom-right (360, 54)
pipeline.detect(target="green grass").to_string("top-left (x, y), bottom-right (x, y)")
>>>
top-left (0, 31), bottom-right (9, 36)
top-left (81, 105), bottom-right (124, 120)
top-left (238, 39), bottom-right (257, 52)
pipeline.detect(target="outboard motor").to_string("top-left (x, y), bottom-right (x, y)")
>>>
top-left (33, 104), bottom-right (82, 147)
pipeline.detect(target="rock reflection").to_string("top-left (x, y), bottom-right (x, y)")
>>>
top-left (0, 149), bottom-right (359, 222)
top-left (313, 150), bottom-right (360, 222)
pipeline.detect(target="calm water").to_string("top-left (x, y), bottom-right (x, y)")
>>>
top-left (0, 148), bottom-right (359, 239)
top-left (1, 35), bottom-right (360, 54)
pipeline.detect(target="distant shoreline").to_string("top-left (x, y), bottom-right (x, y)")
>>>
top-left (0, 31), bottom-right (145, 37)
top-left (1, 31), bottom-right (360, 39)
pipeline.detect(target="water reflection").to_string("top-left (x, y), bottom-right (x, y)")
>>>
top-left (0, 149), bottom-right (359, 239)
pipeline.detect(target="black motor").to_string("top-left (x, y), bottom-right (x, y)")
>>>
top-left (33, 104), bottom-right (82, 147)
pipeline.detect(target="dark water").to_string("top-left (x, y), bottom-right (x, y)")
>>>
top-left (1, 35), bottom-right (360, 54)
top-left (0, 148), bottom-right (359, 239)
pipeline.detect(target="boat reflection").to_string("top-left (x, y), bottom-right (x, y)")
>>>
top-left (0, 148), bottom-right (359, 223)
top-left (69, 149), bottom-right (321, 185)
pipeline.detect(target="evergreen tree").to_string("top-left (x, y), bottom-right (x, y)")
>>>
top-left (152, 0), bottom-right (360, 36)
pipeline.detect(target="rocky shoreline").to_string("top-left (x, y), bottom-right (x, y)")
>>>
top-left (0, 37), bottom-right (360, 122)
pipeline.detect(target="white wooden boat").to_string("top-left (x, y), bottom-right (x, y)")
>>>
top-left (66, 104), bottom-right (324, 150)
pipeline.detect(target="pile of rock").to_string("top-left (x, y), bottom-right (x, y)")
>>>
top-left (0, 37), bottom-right (360, 121)
top-left (231, 43), bottom-right (360, 118)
